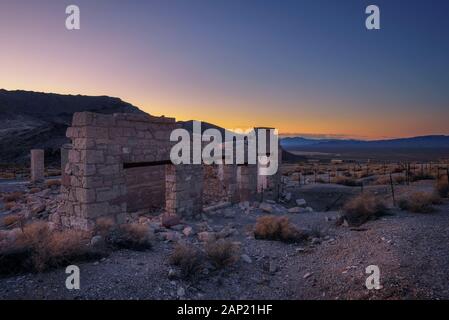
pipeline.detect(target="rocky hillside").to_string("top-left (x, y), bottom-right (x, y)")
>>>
top-left (0, 89), bottom-right (144, 164)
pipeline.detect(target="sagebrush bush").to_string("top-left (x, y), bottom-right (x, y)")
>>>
top-left (331, 176), bottom-right (360, 187)
top-left (4, 202), bottom-right (16, 211)
top-left (169, 243), bottom-right (204, 278)
top-left (398, 192), bottom-right (442, 213)
top-left (435, 178), bottom-right (449, 198)
top-left (341, 194), bottom-right (388, 226)
top-left (45, 179), bottom-right (61, 188)
top-left (254, 216), bottom-right (307, 243)
top-left (0, 222), bottom-right (100, 274)
top-left (3, 192), bottom-right (23, 202)
top-left (2, 214), bottom-right (23, 228)
top-left (105, 223), bottom-right (152, 251)
top-left (205, 239), bottom-right (239, 269)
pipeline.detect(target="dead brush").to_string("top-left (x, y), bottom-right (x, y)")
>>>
top-left (435, 178), bottom-right (449, 198)
top-left (205, 239), bottom-right (240, 269)
top-left (331, 176), bottom-right (360, 187)
top-left (2, 214), bottom-right (24, 228)
top-left (169, 243), bottom-right (204, 278)
top-left (398, 192), bottom-right (442, 213)
top-left (45, 179), bottom-right (61, 188)
top-left (0, 221), bottom-right (100, 274)
top-left (105, 223), bottom-right (152, 251)
top-left (254, 216), bottom-right (307, 243)
top-left (4, 202), bottom-right (16, 211)
top-left (3, 192), bottom-right (23, 203)
top-left (341, 194), bottom-right (388, 226)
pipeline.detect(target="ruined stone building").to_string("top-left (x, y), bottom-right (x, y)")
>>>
top-left (56, 112), bottom-right (281, 230)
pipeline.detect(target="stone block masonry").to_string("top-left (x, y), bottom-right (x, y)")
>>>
top-left (165, 164), bottom-right (203, 218)
top-left (57, 111), bottom-right (281, 230)
top-left (59, 112), bottom-right (177, 229)
top-left (31, 149), bottom-right (45, 183)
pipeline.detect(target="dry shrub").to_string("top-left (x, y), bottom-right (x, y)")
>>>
top-left (394, 176), bottom-right (406, 185)
top-left (435, 178), bottom-right (449, 198)
top-left (375, 175), bottom-right (406, 185)
top-left (105, 223), bottom-right (152, 251)
top-left (0, 222), bottom-right (100, 274)
top-left (342, 194), bottom-right (388, 226)
top-left (331, 176), bottom-right (360, 187)
top-left (374, 176), bottom-right (390, 185)
top-left (4, 202), bottom-right (16, 211)
top-left (46, 179), bottom-right (61, 188)
top-left (95, 217), bottom-right (115, 237)
top-left (2, 214), bottom-right (23, 227)
top-left (205, 239), bottom-right (240, 269)
top-left (398, 192), bottom-right (442, 213)
top-left (3, 192), bottom-right (23, 203)
top-left (254, 216), bottom-right (307, 243)
top-left (169, 243), bottom-right (204, 278)
top-left (29, 188), bottom-right (41, 194)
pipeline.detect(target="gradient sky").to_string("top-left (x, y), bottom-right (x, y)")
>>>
top-left (1, 0), bottom-right (448, 139)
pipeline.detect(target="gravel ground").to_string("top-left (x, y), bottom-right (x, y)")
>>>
top-left (1, 181), bottom-right (448, 300)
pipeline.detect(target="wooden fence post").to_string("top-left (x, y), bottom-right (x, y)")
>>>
top-left (389, 172), bottom-right (396, 206)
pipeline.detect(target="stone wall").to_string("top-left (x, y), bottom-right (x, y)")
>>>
top-left (165, 164), bottom-right (203, 218)
top-left (59, 112), bottom-right (176, 229)
top-left (58, 111), bottom-right (280, 230)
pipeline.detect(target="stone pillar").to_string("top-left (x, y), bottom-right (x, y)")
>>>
top-left (31, 149), bottom-right (45, 183)
top-left (218, 164), bottom-right (239, 203)
top-left (61, 144), bottom-right (72, 187)
top-left (166, 164), bottom-right (203, 218)
top-left (237, 164), bottom-right (258, 202)
top-left (61, 112), bottom-right (127, 230)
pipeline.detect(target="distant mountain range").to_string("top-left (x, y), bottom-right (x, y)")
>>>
top-left (281, 135), bottom-right (449, 161)
top-left (281, 135), bottom-right (449, 149)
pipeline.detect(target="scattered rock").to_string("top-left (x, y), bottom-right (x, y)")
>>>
top-left (161, 214), bottom-right (181, 228)
top-left (284, 192), bottom-right (292, 202)
top-left (259, 203), bottom-right (273, 213)
top-left (311, 238), bottom-right (321, 245)
top-left (303, 272), bottom-right (313, 279)
top-left (170, 224), bottom-right (184, 232)
top-left (90, 235), bottom-right (104, 247)
top-left (198, 231), bottom-right (217, 242)
top-left (161, 231), bottom-right (182, 242)
top-left (168, 268), bottom-right (178, 279)
top-left (31, 203), bottom-right (46, 214)
top-left (241, 254), bottom-right (252, 264)
top-left (217, 226), bottom-right (237, 238)
top-left (269, 260), bottom-right (278, 274)
top-left (182, 226), bottom-right (194, 237)
top-left (295, 199), bottom-right (307, 207)
top-left (177, 287), bottom-right (185, 297)
top-left (223, 208), bottom-right (235, 219)
top-left (288, 207), bottom-right (306, 213)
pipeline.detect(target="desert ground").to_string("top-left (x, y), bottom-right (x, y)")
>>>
top-left (0, 162), bottom-right (448, 300)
